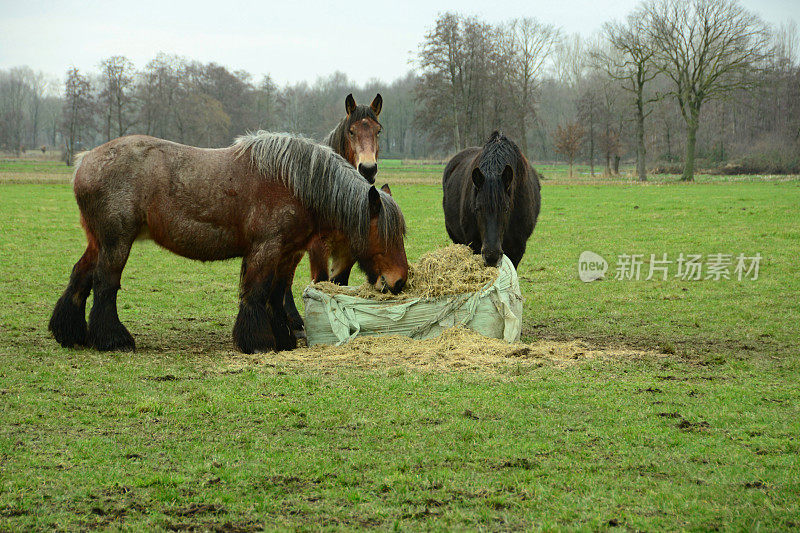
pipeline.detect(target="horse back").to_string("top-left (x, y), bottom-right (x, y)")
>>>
top-left (72, 135), bottom-right (311, 261)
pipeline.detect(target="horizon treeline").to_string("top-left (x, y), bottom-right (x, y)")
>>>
top-left (1, 0), bottom-right (798, 180)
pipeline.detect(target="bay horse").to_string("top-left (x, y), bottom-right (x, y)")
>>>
top-left (283, 93), bottom-right (384, 334)
top-left (48, 132), bottom-right (408, 354)
top-left (442, 131), bottom-right (541, 268)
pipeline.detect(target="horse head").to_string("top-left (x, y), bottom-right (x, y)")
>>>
top-left (343, 93), bottom-right (382, 183)
top-left (472, 162), bottom-right (514, 267)
top-left (357, 185), bottom-right (408, 294)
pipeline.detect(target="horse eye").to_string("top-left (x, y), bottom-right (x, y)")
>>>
top-left (377, 130), bottom-right (381, 135)
top-left (349, 130), bottom-right (355, 135)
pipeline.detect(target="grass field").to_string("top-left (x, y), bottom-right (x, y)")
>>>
top-left (1, 159), bottom-right (799, 530)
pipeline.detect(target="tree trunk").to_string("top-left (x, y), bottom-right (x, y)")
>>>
top-left (682, 119), bottom-right (698, 182)
top-left (105, 105), bottom-right (112, 143)
top-left (569, 160), bottom-right (574, 178)
top-left (588, 120), bottom-right (594, 177)
top-left (31, 98), bottom-right (40, 147)
top-left (519, 116), bottom-right (528, 156)
top-left (613, 155), bottom-right (621, 175)
top-left (665, 124), bottom-right (672, 161)
top-left (452, 101), bottom-right (460, 152)
top-left (636, 96), bottom-right (647, 181)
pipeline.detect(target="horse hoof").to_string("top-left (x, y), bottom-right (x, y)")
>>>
top-left (91, 332), bottom-right (136, 352)
top-left (251, 347), bottom-right (276, 354)
top-left (293, 328), bottom-right (306, 340)
top-left (233, 333), bottom-right (276, 354)
top-left (49, 295), bottom-right (88, 348)
top-left (274, 330), bottom-right (297, 352)
top-left (88, 322), bottom-right (136, 352)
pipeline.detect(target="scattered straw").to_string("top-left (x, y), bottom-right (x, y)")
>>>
top-left (309, 244), bottom-right (499, 300)
top-left (218, 327), bottom-right (660, 374)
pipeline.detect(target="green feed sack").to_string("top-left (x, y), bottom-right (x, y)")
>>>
top-left (303, 255), bottom-right (523, 345)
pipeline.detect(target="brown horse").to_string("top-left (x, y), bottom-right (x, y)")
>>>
top-left (48, 132), bottom-right (408, 354)
top-left (283, 94), bottom-right (384, 334)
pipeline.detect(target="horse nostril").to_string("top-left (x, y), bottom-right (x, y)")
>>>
top-left (483, 252), bottom-right (501, 267)
top-left (358, 163), bottom-right (377, 184)
top-left (390, 278), bottom-right (406, 294)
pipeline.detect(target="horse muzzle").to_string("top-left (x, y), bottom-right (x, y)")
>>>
top-left (358, 163), bottom-right (378, 184)
top-left (482, 249), bottom-right (502, 267)
top-left (375, 275), bottom-right (406, 295)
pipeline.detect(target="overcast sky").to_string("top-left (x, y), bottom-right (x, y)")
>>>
top-left (1, 0), bottom-right (797, 87)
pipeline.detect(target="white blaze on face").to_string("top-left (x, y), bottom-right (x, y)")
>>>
top-left (355, 119), bottom-right (378, 168)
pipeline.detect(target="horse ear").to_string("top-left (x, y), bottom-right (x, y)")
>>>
top-left (345, 94), bottom-right (356, 116)
top-left (371, 94), bottom-right (382, 116)
top-left (471, 167), bottom-right (484, 189)
top-left (502, 165), bottom-right (513, 191)
top-left (368, 186), bottom-right (382, 217)
top-left (380, 183), bottom-right (392, 196)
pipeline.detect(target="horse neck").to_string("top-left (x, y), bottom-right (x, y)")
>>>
top-left (327, 119), bottom-right (356, 167)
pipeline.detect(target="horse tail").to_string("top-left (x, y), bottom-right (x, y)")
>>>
top-left (71, 151), bottom-right (88, 183)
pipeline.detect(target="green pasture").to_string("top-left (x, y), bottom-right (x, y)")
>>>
top-left (0, 160), bottom-right (799, 530)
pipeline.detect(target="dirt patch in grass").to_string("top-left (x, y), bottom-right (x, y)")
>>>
top-left (219, 327), bottom-right (659, 373)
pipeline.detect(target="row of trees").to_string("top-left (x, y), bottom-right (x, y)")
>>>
top-left (2, 55), bottom-right (429, 163)
top-left (0, 0), bottom-right (797, 180)
top-left (0, 67), bottom-right (60, 153)
top-left (416, 0), bottom-right (798, 180)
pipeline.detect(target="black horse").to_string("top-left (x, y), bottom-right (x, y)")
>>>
top-left (442, 131), bottom-right (541, 268)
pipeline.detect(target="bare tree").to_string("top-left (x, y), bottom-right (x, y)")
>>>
top-left (644, 0), bottom-right (771, 180)
top-left (99, 56), bottom-right (136, 141)
top-left (577, 77), bottom-right (603, 176)
top-left (174, 92), bottom-right (230, 147)
top-left (503, 18), bottom-right (561, 154)
top-left (0, 68), bottom-right (28, 154)
top-left (25, 70), bottom-right (49, 147)
top-left (61, 67), bottom-right (94, 165)
top-left (137, 53), bottom-right (180, 139)
top-left (417, 13), bottom-right (465, 151)
top-left (594, 11), bottom-right (658, 181)
top-left (416, 13), bottom-right (499, 151)
top-left (554, 34), bottom-right (586, 89)
top-left (554, 121), bottom-right (586, 178)
top-left (253, 75), bottom-right (280, 131)
top-left (596, 75), bottom-right (625, 176)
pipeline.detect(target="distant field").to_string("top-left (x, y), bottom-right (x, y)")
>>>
top-left (0, 159), bottom-right (72, 184)
top-left (4, 157), bottom-right (796, 186)
top-left (1, 159), bottom-right (799, 530)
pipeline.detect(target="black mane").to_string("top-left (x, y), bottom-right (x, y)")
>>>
top-left (477, 131), bottom-right (523, 177)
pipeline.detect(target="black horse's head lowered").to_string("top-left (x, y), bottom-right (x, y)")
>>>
top-left (471, 132), bottom-right (520, 266)
top-left (442, 130), bottom-right (540, 269)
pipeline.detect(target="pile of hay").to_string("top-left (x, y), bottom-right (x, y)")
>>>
top-left (311, 244), bottom-right (498, 300)
top-left (218, 327), bottom-right (661, 373)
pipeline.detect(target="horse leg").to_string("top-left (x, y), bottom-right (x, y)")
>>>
top-left (283, 269), bottom-right (305, 339)
top-left (233, 254), bottom-right (277, 353)
top-left (329, 253), bottom-right (354, 286)
top-left (269, 277), bottom-right (297, 351)
top-left (329, 264), bottom-right (354, 285)
top-left (307, 235), bottom-right (330, 282)
top-left (328, 238), bottom-right (354, 285)
top-left (506, 243), bottom-right (526, 270)
top-left (87, 239), bottom-right (135, 352)
top-left (49, 232), bottom-right (98, 347)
